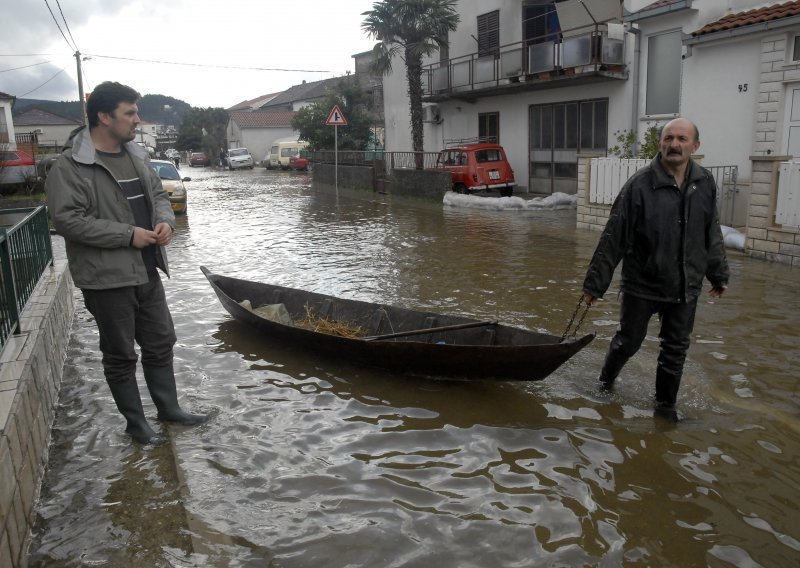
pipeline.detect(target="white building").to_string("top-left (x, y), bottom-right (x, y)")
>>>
top-left (0, 91), bottom-right (16, 150)
top-left (381, 0), bottom-right (800, 201)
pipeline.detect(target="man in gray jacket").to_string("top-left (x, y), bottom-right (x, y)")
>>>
top-left (582, 118), bottom-right (729, 413)
top-left (47, 81), bottom-right (206, 445)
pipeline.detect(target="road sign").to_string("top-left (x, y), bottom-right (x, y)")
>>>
top-left (326, 105), bottom-right (348, 126)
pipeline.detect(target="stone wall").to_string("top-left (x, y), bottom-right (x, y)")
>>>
top-left (576, 153), bottom-right (609, 232)
top-left (312, 163), bottom-right (375, 193)
top-left (388, 169), bottom-right (452, 200)
top-left (0, 253), bottom-right (73, 568)
top-left (747, 156), bottom-right (800, 266)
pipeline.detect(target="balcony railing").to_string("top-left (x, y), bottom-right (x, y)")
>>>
top-left (422, 24), bottom-right (626, 99)
top-left (0, 205), bottom-right (54, 349)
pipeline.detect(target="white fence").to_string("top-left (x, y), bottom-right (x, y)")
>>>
top-left (589, 158), bottom-right (648, 205)
top-left (775, 160), bottom-right (800, 228)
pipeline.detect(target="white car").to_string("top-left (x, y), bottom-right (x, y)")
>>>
top-left (226, 148), bottom-right (254, 170)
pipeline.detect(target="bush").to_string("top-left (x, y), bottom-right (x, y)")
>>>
top-left (608, 123), bottom-right (660, 159)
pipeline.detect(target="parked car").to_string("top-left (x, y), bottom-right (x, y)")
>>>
top-left (226, 147), bottom-right (254, 170)
top-left (189, 152), bottom-right (210, 167)
top-left (148, 159), bottom-right (189, 214)
top-left (288, 155), bottom-right (309, 171)
top-left (435, 142), bottom-right (515, 197)
top-left (165, 149), bottom-right (180, 160)
top-left (0, 149), bottom-right (36, 185)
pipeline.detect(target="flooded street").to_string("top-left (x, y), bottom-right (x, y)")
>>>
top-left (29, 166), bottom-right (800, 567)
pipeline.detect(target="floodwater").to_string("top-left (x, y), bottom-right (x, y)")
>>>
top-left (29, 167), bottom-right (800, 567)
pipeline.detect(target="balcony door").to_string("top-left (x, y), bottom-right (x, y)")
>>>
top-left (529, 99), bottom-right (607, 195)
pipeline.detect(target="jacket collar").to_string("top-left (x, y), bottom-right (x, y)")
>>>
top-left (650, 153), bottom-right (705, 188)
top-left (65, 125), bottom-right (149, 165)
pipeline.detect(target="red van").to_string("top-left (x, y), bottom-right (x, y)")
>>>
top-left (435, 142), bottom-right (515, 197)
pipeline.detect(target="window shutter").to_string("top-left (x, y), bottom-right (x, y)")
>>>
top-left (478, 11), bottom-right (500, 57)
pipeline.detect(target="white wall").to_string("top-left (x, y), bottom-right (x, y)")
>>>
top-left (0, 99), bottom-right (16, 149)
top-left (242, 127), bottom-right (296, 163)
top-left (681, 35), bottom-right (760, 180)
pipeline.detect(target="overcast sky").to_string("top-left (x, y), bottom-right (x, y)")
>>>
top-left (1, 0), bottom-right (379, 108)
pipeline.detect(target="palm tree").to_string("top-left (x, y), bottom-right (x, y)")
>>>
top-left (362, 0), bottom-right (459, 162)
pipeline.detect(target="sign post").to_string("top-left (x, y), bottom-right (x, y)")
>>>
top-left (325, 105), bottom-right (348, 191)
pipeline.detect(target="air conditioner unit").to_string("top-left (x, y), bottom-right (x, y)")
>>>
top-left (424, 105), bottom-right (442, 124)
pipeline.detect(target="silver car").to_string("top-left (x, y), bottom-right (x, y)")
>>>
top-left (226, 148), bottom-right (254, 170)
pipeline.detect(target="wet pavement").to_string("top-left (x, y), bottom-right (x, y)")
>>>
top-left (28, 166), bottom-right (800, 567)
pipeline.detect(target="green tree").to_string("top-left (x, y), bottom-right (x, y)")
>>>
top-left (175, 107), bottom-right (229, 163)
top-left (362, 0), bottom-right (459, 161)
top-left (292, 77), bottom-right (374, 151)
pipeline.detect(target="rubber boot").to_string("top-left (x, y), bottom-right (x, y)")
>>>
top-left (107, 380), bottom-right (168, 446)
top-left (142, 365), bottom-right (208, 426)
top-left (597, 348), bottom-right (629, 390)
top-left (655, 366), bottom-right (682, 408)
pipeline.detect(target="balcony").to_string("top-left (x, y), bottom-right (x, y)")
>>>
top-left (422, 25), bottom-right (627, 102)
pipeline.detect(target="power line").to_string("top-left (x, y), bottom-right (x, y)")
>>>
top-left (55, 0), bottom-right (79, 52)
top-left (0, 60), bottom-right (55, 73)
top-left (18, 66), bottom-right (67, 98)
top-left (42, 0), bottom-right (76, 52)
top-left (84, 53), bottom-right (330, 73)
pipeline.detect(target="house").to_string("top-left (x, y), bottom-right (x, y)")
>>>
top-left (379, 0), bottom-right (800, 264)
top-left (12, 107), bottom-right (82, 151)
top-left (227, 55), bottom-right (385, 161)
top-left (226, 111), bottom-right (297, 162)
top-left (382, 0), bottom-right (631, 196)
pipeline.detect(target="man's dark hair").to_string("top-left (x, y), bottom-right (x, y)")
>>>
top-left (86, 81), bottom-right (140, 128)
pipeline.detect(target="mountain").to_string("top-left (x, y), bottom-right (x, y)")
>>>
top-left (12, 94), bottom-right (193, 126)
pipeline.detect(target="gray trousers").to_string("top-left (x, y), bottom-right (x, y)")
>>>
top-left (82, 272), bottom-right (177, 384)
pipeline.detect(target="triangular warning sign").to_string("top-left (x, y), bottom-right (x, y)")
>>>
top-left (326, 104), bottom-right (348, 126)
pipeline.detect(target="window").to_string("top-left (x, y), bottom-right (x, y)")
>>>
top-left (523, 1), bottom-right (560, 45)
top-left (646, 31), bottom-right (682, 115)
top-left (479, 112), bottom-right (499, 142)
top-left (477, 10), bottom-right (499, 56)
top-left (475, 149), bottom-right (503, 163)
top-left (793, 35), bottom-right (800, 62)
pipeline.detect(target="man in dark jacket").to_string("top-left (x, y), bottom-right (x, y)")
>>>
top-left (47, 81), bottom-right (207, 446)
top-left (582, 118), bottom-right (729, 410)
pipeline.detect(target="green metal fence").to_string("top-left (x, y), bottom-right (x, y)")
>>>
top-left (0, 205), bottom-right (54, 349)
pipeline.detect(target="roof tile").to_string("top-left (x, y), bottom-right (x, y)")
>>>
top-left (693, 1), bottom-right (800, 36)
top-left (230, 110), bottom-right (296, 128)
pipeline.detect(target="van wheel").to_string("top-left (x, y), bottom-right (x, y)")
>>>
top-left (454, 183), bottom-right (466, 194)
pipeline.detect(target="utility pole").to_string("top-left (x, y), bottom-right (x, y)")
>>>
top-left (75, 51), bottom-right (87, 125)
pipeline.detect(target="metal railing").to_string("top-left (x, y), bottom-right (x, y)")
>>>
top-left (422, 23), bottom-right (626, 97)
top-left (310, 151), bottom-right (443, 174)
top-left (706, 165), bottom-right (739, 226)
top-left (0, 205), bottom-right (54, 349)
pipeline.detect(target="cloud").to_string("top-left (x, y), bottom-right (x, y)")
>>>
top-left (1, 0), bottom-right (377, 106)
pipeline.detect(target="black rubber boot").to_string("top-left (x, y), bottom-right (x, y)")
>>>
top-left (143, 365), bottom-right (208, 426)
top-left (597, 348), bottom-right (629, 390)
top-left (655, 366), bottom-right (682, 408)
top-left (107, 380), bottom-right (168, 446)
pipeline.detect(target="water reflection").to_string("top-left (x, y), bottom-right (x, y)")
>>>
top-left (29, 168), bottom-right (800, 567)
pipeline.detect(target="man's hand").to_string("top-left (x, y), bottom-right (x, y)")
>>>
top-left (583, 292), bottom-right (597, 306)
top-left (153, 222), bottom-right (173, 246)
top-left (131, 227), bottom-right (158, 249)
top-left (709, 285), bottom-right (727, 298)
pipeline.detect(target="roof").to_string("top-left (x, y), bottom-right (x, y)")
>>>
top-left (14, 107), bottom-right (81, 126)
top-left (259, 76), bottom-right (345, 109)
top-left (228, 92), bottom-right (280, 111)
top-left (229, 111), bottom-right (296, 128)
top-left (692, 1), bottom-right (800, 36)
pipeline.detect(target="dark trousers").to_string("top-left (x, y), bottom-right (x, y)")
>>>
top-left (82, 272), bottom-right (177, 384)
top-left (601, 293), bottom-right (698, 390)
